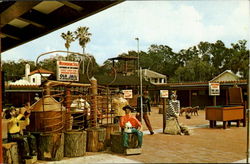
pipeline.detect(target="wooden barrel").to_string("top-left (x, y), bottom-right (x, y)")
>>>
top-left (37, 133), bottom-right (64, 161)
top-left (100, 124), bottom-right (120, 147)
top-left (64, 130), bottom-right (87, 157)
top-left (110, 132), bottom-right (138, 154)
top-left (86, 127), bottom-right (106, 152)
top-left (28, 111), bottom-right (66, 133)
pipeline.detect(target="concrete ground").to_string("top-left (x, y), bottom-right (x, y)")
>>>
top-left (39, 107), bottom-right (248, 163)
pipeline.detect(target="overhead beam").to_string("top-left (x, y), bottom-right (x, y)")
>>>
top-left (60, 1), bottom-right (84, 12)
top-left (18, 17), bottom-right (46, 28)
top-left (0, 1), bottom-right (123, 52)
top-left (0, 32), bottom-right (20, 40)
top-left (21, 9), bottom-right (51, 27)
top-left (0, 1), bottom-right (41, 27)
top-left (1, 24), bottom-right (23, 39)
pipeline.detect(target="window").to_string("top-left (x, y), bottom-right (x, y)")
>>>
top-left (154, 78), bottom-right (158, 83)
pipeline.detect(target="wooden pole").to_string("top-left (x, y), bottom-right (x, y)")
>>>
top-left (189, 90), bottom-right (192, 106)
top-left (91, 77), bottom-right (97, 127)
top-left (65, 87), bottom-right (71, 112)
top-left (162, 98), bottom-right (166, 133)
top-left (106, 86), bottom-right (110, 124)
top-left (213, 96), bottom-right (217, 106)
top-left (0, 23), bottom-right (3, 163)
top-left (140, 67), bottom-right (143, 122)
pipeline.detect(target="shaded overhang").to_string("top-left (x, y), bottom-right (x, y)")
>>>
top-left (154, 80), bottom-right (248, 90)
top-left (108, 56), bottom-right (138, 61)
top-left (0, 1), bottom-right (123, 52)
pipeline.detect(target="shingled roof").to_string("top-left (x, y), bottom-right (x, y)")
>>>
top-left (80, 74), bottom-right (152, 86)
top-left (29, 69), bottom-right (54, 75)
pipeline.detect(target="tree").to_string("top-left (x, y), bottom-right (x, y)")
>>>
top-left (197, 41), bottom-right (212, 63)
top-left (38, 58), bottom-right (57, 74)
top-left (61, 31), bottom-right (75, 55)
top-left (2, 60), bottom-right (36, 81)
top-left (209, 40), bottom-right (228, 75)
top-left (143, 44), bottom-right (180, 78)
top-left (74, 26), bottom-right (92, 74)
top-left (174, 57), bottom-right (213, 82)
top-left (228, 40), bottom-right (249, 78)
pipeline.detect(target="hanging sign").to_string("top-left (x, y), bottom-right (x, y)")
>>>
top-left (123, 90), bottom-right (133, 99)
top-left (57, 61), bottom-right (79, 81)
top-left (209, 83), bottom-right (220, 96)
top-left (160, 90), bottom-right (169, 98)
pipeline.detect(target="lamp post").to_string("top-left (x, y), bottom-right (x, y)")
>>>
top-left (135, 37), bottom-right (139, 76)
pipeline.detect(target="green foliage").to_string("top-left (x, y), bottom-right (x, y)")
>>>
top-left (228, 40), bottom-right (249, 78)
top-left (2, 59), bottom-right (36, 81)
top-left (3, 39), bottom-right (248, 83)
top-left (61, 31), bottom-right (75, 52)
top-left (38, 57), bottom-right (57, 73)
top-left (74, 26), bottom-right (92, 54)
top-left (174, 57), bottom-right (214, 82)
top-left (61, 27), bottom-right (92, 55)
top-left (100, 40), bottom-right (248, 82)
top-left (140, 44), bottom-right (180, 78)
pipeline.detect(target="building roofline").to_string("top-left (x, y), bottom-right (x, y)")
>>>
top-left (29, 69), bottom-right (54, 76)
top-left (209, 70), bottom-right (239, 82)
top-left (155, 80), bottom-right (247, 87)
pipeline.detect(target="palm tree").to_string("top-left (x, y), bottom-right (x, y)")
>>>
top-left (74, 26), bottom-right (92, 74)
top-left (61, 31), bottom-right (75, 56)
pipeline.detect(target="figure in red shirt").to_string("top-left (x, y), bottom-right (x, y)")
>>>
top-left (120, 105), bottom-right (143, 148)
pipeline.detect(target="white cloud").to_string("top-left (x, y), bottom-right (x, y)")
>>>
top-left (225, 1), bottom-right (249, 37)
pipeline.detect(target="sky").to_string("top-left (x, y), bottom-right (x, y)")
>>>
top-left (2, 0), bottom-right (250, 65)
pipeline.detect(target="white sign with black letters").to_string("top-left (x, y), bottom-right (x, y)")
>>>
top-left (57, 61), bottom-right (79, 81)
top-left (160, 90), bottom-right (169, 98)
top-left (123, 90), bottom-right (133, 99)
top-left (209, 83), bottom-right (220, 96)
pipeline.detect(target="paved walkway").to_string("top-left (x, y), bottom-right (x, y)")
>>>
top-left (40, 154), bottom-right (142, 163)
top-left (38, 108), bottom-right (248, 163)
top-left (40, 154), bottom-right (248, 164)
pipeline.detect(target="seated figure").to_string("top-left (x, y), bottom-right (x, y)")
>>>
top-left (120, 105), bottom-right (143, 148)
top-left (5, 103), bottom-right (37, 161)
top-left (164, 93), bottom-right (190, 135)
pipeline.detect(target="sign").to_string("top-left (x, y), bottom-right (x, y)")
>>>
top-left (123, 90), bottom-right (133, 99)
top-left (160, 90), bottom-right (169, 98)
top-left (57, 61), bottom-right (79, 81)
top-left (209, 83), bottom-right (220, 96)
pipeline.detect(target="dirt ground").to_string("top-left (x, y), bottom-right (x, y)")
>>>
top-left (39, 107), bottom-right (248, 163)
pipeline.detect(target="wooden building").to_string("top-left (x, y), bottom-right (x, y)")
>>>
top-left (154, 70), bottom-right (247, 108)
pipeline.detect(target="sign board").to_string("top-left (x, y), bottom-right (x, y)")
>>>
top-left (160, 90), bottom-right (169, 98)
top-left (57, 61), bottom-right (79, 81)
top-left (209, 83), bottom-right (220, 96)
top-left (123, 90), bottom-right (133, 99)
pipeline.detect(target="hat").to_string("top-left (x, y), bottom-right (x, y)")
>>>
top-left (117, 90), bottom-right (124, 94)
top-left (123, 105), bottom-right (134, 111)
top-left (170, 94), bottom-right (177, 99)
